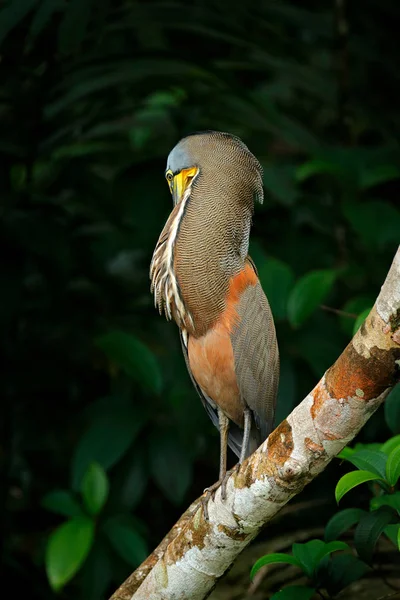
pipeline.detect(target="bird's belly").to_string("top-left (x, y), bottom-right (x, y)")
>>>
top-left (188, 322), bottom-right (245, 428)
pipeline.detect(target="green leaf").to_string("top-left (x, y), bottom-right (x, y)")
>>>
top-left (270, 586), bottom-right (316, 600)
top-left (292, 540), bottom-right (323, 577)
top-left (385, 386), bottom-right (400, 434)
top-left (384, 524), bottom-right (400, 549)
top-left (381, 434), bottom-right (400, 455)
top-left (287, 269), bottom-right (336, 327)
top-left (335, 470), bottom-right (384, 503)
top-left (343, 449), bottom-right (388, 478)
top-left (81, 463), bottom-right (109, 516)
top-left (95, 330), bottom-right (162, 394)
top-left (359, 164), bottom-right (400, 189)
top-left (108, 446), bottom-right (148, 511)
top-left (80, 540), bottom-right (113, 600)
top-left (315, 540), bottom-right (350, 564)
top-left (339, 442), bottom-right (383, 458)
top-left (324, 554), bottom-right (370, 595)
top-left (41, 491), bottom-right (84, 518)
top-left (386, 444), bottom-right (400, 486)
top-left (370, 492), bottom-right (400, 512)
top-left (146, 89), bottom-right (185, 108)
top-left (343, 200), bottom-right (400, 250)
top-left (10, 164), bottom-right (27, 191)
top-left (295, 159), bottom-right (347, 182)
top-left (0, 0), bottom-right (38, 46)
top-left (291, 539), bottom-right (348, 578)
top-left (337, 446), bottom-right (356, 459)
top-left (250, 553), bottom-right (301, 580)
top-left (149, 431), bottom-right (192, 505)
top-left (45, 516), bottom-right (95, 591)
top-left (324, 508), bottom-right (365, 542)
top-left (258, 257), bottom-right (295, 320)
top-left (354, 506), bottom-right (398, 564)
top-left (71, 398), bottom-right (146, 490)
top-left (31, 160), bottom-right (57, 188)
top-left (353, 308), bottom-right (371, 336)
top-left (103, 515), bottom-right (148, 566)
top-left (296, 325), bottom-right (342, 378)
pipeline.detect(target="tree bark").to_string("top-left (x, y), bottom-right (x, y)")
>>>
top-left (110, 247), bottom-right (400, 600)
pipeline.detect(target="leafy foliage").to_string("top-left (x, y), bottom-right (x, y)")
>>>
top-left (45, 516), bottom-right (95, 591)
top-left (81, 463), bottom-right (109, 516)
top-left (385, 388), bottom-right (400, 435)
top-left (1, 0), bottom-right (399, 598)
top-left (336, 436), bottom-right (400, 503)
top-left (251, 539), bottom-right (352, 597)
top-left (42, 490), bottom-right (84, 518)
top-left (324, 508), bottom-right (366, 543)
top-left (253, 434), bottom-right (400, 597)
top-left (270, 586), bottom-right (316, 600)
top-left (287, 269), bottom-right (337, 328)
top-left (329, 435), bottom-right (400, 561)
top-left (335, 471), bottom-right (384, 504)
top-left (102, 515), bottom-right (148, 567)
top-left (95, 331), bottom-right (162, 394)
top-left (354, 506), bottom-right (398, 564)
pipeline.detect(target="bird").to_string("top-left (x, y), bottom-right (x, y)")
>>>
top-left (150, 131), bottom-right (279, 517)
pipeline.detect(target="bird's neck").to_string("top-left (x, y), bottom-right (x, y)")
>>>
top-left (172, 197), bottom-right (253, 337)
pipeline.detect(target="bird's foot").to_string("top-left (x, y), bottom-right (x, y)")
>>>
top-left (200, 464), bottom-right (241, 520)
top-left (220, 463), bottom-right (240, 500)
top-left (200, 480), bottom-right (222, 521)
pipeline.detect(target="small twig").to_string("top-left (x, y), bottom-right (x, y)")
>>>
top-left (320, 305), bottom-right (357, 319)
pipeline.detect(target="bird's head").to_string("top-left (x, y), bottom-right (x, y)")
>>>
top-left (164, 131), bottom-right (264, 208)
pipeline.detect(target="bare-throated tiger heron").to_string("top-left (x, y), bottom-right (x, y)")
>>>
top-left (150, 131), bottom-right (279, 517)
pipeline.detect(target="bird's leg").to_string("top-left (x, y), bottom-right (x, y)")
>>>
top-left (239, 408), bottom-right (251, 464)
top-left (201, 410), bottom-right (229, 520)
top-left (220, 408), bottom-right (252, 499)
top-left (218, 409), bottom-right (229, 481)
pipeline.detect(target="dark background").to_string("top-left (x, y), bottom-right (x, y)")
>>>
top-left (1, 0), bottom-right (399, 598)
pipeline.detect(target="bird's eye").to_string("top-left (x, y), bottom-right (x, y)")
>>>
top-left (166, 171), bottom-right (173, 182)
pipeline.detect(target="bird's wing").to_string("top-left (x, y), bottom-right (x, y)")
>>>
top-left (230, 262), bottom-right (280, 444)
top-left (179, 331), bottom-right (244, 458)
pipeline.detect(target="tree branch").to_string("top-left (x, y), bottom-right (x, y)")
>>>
top-left (110, 247), bottom-right (400, 600)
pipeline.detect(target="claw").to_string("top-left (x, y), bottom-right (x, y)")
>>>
top-left (200, 495), bottom-right (210, 520)
top-left (201, 479), bottom-right (223, 520)
top-left (220, 463), bottom-right (240, 500)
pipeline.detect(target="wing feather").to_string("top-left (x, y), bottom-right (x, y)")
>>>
top-left (230, 266), bottom-right (279, 442)
top-left (178, 256), bottom-right (279, 459)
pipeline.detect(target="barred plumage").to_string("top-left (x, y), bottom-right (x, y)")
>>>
top-left (150, 178), bottom-right (196, 329)
top-left (150, 131), bottom-right (279, 507)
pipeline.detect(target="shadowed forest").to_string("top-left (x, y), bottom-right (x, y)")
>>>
top-left (1, 1), bottom-right (399, 599)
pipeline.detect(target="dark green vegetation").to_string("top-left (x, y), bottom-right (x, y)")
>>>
top-left (251, 434), bottom-right (400, 599)
top-left (0, 0), bottom-right (399, 598)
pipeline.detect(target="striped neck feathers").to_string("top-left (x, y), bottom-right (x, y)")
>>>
top-left (150, 174), bottom-right (198, 330)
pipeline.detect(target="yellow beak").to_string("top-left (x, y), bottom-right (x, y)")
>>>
top-left (170, 167), bottom-right (198, 205)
